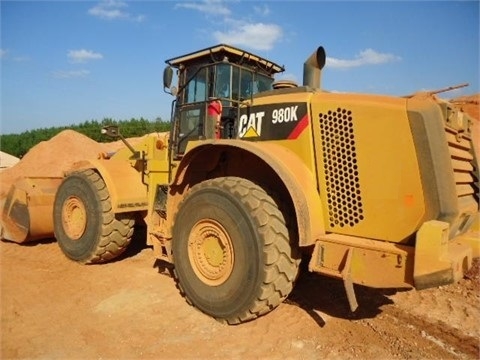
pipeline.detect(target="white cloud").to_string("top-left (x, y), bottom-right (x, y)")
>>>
top-left (13, 56), bottom-right (29, 62)
top-left (0, 49), bottom-right (30, 62)
top-left (327, 49), bottom-right (401, 69)
top-left (214, 23), bottom-right (283, 51)
top-left (52, 69), bottom-right (90, 79)
top-left (68, 49), bottom-right (103, 63)
top-left (176, 0), bottom-right (283, 50)
top-left (88, 0), bottom-right (145, 21)
top-left (253, 4), bottom-right (270, 16)
top-left (175, 0), bottom-right (231, 16)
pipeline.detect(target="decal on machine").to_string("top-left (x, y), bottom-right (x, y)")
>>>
top-left (238, 102), bottom-right (308, 141)
top-left (272, 106), bottom-right (299, 124)
top-left (118, 201), bottom-right (149, 209)
top-left (238, 111), bottom-right (265, 138)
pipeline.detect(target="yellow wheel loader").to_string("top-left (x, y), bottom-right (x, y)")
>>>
top-left (4, 44), bottom-right (479, 324)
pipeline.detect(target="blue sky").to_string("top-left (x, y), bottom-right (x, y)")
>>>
top-left (1, 0), bottom-right (479, 134)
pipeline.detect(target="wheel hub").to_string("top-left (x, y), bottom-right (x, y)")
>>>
top-left (62, 196), bottom-right (87, 240)
top-left (188, 219), bottom-right (234, 286)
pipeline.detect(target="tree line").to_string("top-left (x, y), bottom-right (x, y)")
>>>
top-left (0, 118), bottom-right (171, 158)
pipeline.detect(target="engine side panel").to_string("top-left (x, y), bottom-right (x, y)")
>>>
top-left (311, 92), bottom-right (425, 243)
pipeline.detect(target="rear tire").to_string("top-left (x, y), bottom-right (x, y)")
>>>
top-left (53, 169), bottom-right (134, 264)
top-left (172, 177), bottom-right (300, 324)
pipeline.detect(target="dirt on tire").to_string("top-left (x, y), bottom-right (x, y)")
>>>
top-left (53, 169), bottom-right (134, 264)
top-left (172, 177), bottom-right (300, 325)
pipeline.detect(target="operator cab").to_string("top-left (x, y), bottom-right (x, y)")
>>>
top-left (163, 44), bottom-right (284, 156)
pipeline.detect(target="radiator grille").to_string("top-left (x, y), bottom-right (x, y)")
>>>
top-left (319, 108), bottom-right (364, 228)
top-left (444, 126), bottom-right (478, 201)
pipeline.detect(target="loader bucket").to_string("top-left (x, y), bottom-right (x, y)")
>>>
top-left (1, 177), bottom-right (63, 243)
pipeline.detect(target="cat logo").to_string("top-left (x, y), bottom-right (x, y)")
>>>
top-left (238, 111), bottom-right (265, 138)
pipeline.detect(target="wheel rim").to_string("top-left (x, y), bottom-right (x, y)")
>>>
top-left (62, 196), bottom-right (87, 240)
top-left (188, 219), bottom-right (234, 286)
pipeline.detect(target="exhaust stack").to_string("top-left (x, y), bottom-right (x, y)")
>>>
top-left (303, 46), bottom-right (326, 89)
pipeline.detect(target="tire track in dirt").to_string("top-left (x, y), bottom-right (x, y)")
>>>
top-left (284, 268), bottom-right (480, 359)
top-left (382, 305), bottom-right (479, 358)
top-left (2, 237), bottom-right (479, 360)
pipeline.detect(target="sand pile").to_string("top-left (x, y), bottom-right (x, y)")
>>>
top-left (0, 130), bottom-right (107, 198)
top-left (0, 152), bottom-right (20, 171)
top-left (450, 94), bottom-right (479, 160)
top-left (0, 129), bottom-right (159, 242)
top-left (451, 93), bottom-right (480, 121)
top-left (0, 129), bottom-right (159, 199)
top-left (102, 136), bottom-right (145, 152)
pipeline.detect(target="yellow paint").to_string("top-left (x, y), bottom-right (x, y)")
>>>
top-left (243, 127), bottom-right (260, 138)
top-left (311, 92), bottom-right (425, 242)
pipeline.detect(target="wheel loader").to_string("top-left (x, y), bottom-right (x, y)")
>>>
top-left (2, 44), bottom-right (479, 324)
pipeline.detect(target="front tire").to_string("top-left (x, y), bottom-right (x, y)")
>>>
top-left (53, 169), bottom-right (134, 264)
top-left (172, 177), bottom-right (300, 324)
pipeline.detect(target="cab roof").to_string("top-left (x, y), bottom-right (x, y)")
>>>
top-left (165, 44), bottom-right (285, 76)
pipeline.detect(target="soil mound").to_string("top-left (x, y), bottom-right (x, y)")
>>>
top-left (0, 130), bottom-right (106, 198)
top-left (451, 93), bottom-right (479, 121)
top-left (450, 94), bottom-right (479, 160)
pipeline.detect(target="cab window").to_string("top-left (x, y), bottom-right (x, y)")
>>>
top-left (184, 67), bottom-right (207, 104)
top-left (215, 64), bottom-right (231, 99)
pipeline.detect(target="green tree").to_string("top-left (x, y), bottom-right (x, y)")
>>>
top-left (0, 117), bottom-right (170, 157)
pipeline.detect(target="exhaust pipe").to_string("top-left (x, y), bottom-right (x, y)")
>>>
top-left (303, 46), bottom-right (326, 89)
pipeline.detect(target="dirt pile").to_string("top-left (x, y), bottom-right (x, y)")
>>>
top-left (0, 130), bottom-right (107, 198)
top-left (451, 93), bottom-right (480, 121)
top-left (450, 94), bottom-right (479, 160)
top-left (0, 152), bottom-right (20, 171)
top-left (465, 257), bottom-right (480, 291)
top-left (103, 136), bottom-right (145, 152)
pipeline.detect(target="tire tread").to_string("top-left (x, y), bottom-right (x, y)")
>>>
top-left (174, 176), bottom-right (300, 324)
top-left (61, 169), bottom-right (134, 264)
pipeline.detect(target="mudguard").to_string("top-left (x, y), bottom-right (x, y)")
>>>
top-left (178, 139), bottom-right (327, 247)
top-left (68, 158), bottom-right (148, 213)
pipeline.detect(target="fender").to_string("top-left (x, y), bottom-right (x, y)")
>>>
top-left (180, 139), bottom-right (327, 247)
top-left (68, 159), bottom-right (148, 213)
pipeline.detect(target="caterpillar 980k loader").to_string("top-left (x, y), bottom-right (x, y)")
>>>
top-left (22, 44), bottom-right (480, 324)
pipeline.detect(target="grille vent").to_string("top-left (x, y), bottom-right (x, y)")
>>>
top-left (444, 126), bottom-right (478, 201)
top-left (319, 108), bottom-right (364, 228)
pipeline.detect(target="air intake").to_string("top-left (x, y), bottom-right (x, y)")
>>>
top-left (319, 108), bottom-right (365, 228)
top-left (272, 80), bottom-right (298, 89)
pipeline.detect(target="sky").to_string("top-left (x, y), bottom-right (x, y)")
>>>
top-left (1, 0), bottom-right (479, 134)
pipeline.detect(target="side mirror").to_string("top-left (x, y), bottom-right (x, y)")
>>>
top-left (163, 66), bottom-right (173, 89)
top-left (101, 125), bottom-right (120, 138)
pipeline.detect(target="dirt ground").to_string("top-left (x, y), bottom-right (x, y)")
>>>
top-left (1, 229), bottom-right (479, 360)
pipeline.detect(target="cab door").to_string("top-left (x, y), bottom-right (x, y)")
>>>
top-left (172, 66), bottom-right (209, 157)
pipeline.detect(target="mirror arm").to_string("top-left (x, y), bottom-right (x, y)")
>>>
top-left (101, 126), bottom-right (140, 159)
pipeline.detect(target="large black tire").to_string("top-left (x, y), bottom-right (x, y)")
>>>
top-left (172, 177), bottom-right (300, 324)
top-left (53, 169), bottom-right (134, 264)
